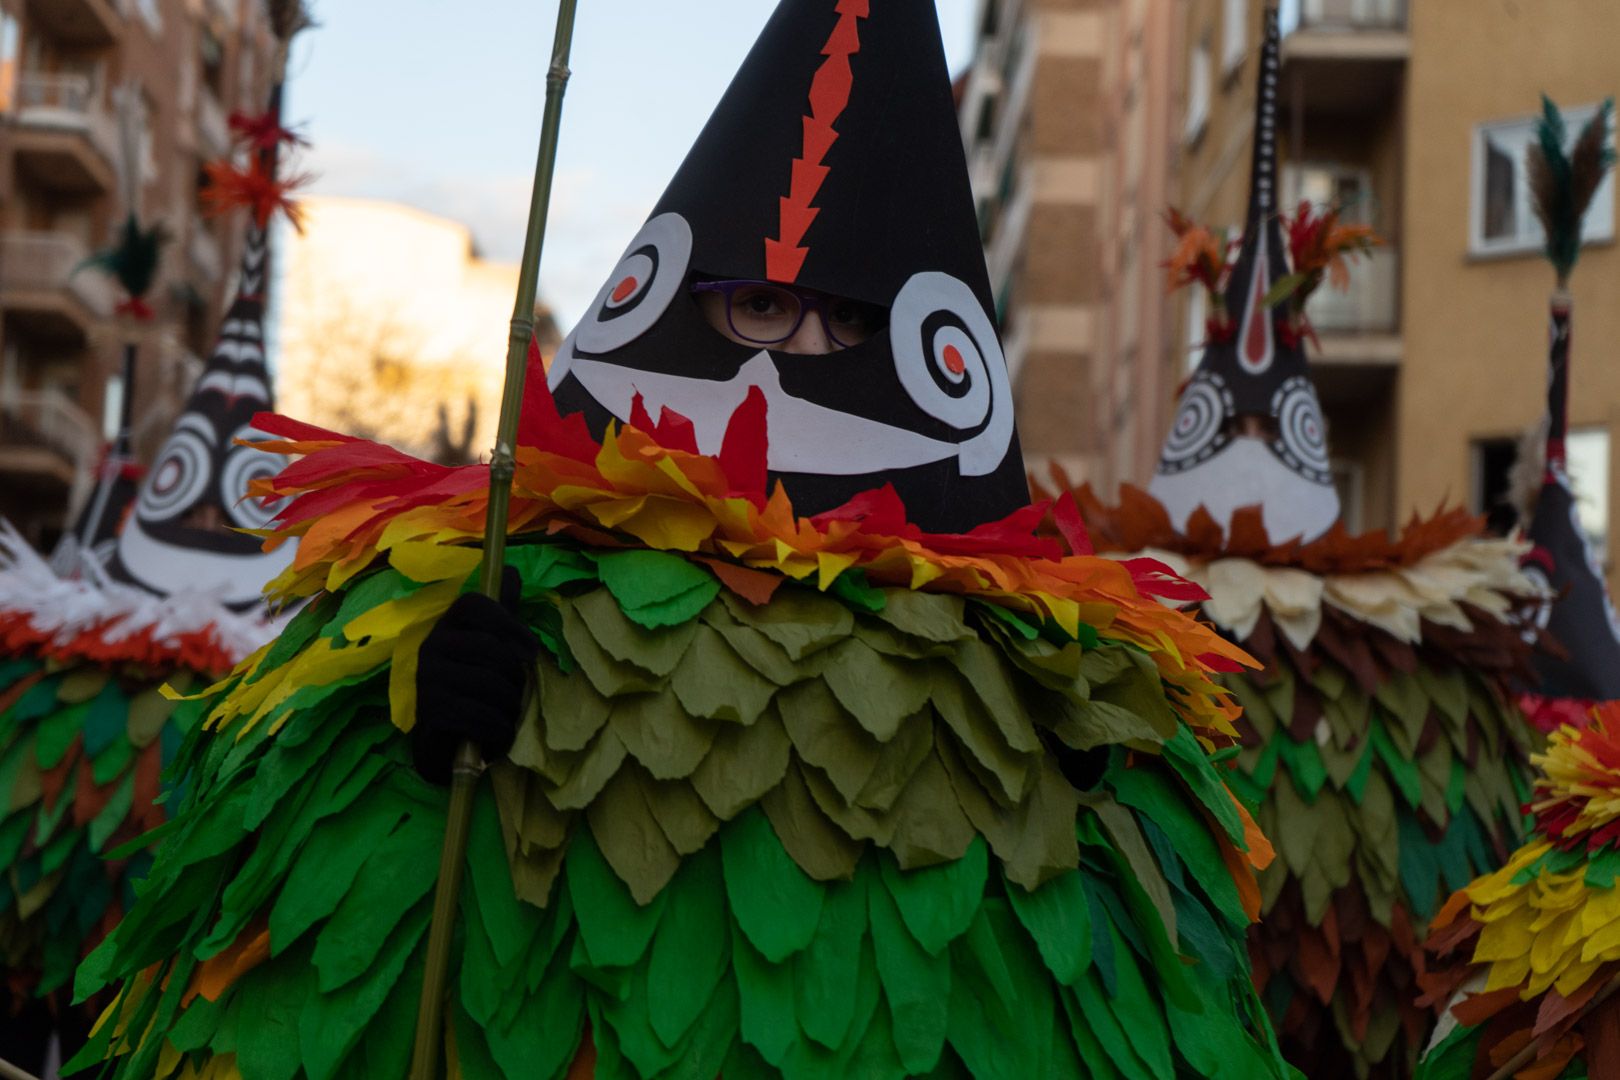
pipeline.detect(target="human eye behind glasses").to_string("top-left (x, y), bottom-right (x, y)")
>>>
top-left (828, 297), bottom-right (886, 337)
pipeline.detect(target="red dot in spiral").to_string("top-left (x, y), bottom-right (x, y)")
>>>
top-left (611, 276), bottom-right (639, 303)
top-left (943, 344), bottom-right (966, 375)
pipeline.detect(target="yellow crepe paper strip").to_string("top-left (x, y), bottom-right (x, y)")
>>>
top-left (1453, 710), bottom-right (1620, 1002)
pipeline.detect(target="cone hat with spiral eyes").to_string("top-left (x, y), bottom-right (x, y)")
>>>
top-left (548, 0), bottom-right (1028, 534)
top-left (104, 89), bottom-right (301, 610)
top-left (1149, 6), bottom-right (1340, 545)
top-left (1517, 98), bottom-right (1620, 710)
top-left (1415, 98), bottom-right (1620, 1080)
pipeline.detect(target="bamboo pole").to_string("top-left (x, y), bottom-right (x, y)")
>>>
top-left (1483, 973), bottom-right (1620, 1080)
top-left (408, 3), bottom-right (579, 1077)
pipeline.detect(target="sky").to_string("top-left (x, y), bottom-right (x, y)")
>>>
top-left (284, 1), bottom-right (979, 330)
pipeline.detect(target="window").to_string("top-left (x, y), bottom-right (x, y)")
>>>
top-left (1286, 163), bottom-right (1375, 224)
top-left (1331, 460), bottom-right (1364, 534)
top-left (1569, 427), bottom-right (1610, 567)
top-left (1184, 290), bottom-right (1206, 374)
top-left (1221, 0), bottom-right (1247, 74)
top-left (1185, 38), bottom-right (1211, 142)
top-left (1472, 428), bottom-right (1610, 560)
top-left (102, 372), bottom-right (125, 442)
top-left (1471, 105), bottom-right (1616, 257)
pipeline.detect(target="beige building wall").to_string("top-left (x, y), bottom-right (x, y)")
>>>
top-left (1400, 0), bottom-right (1620, 595)
top-left (277, 195), bottom-right (559, 461)
top-left (1095, 0), bottom-right (1180, 493)
top-left (960, 0), bottom-right (1108, 485)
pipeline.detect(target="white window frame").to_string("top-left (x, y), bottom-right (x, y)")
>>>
top-left (1221, 0), bottom-right (1247, 75)
top-left (1469, 104), bottom-right (1617, 258)
top-left (1185, 37), bottom-right (1211, 143)
top-left (1331, 459), bottom-right (1365, 534)
top-left (1184, 290), bottom-right (1206, 374)
top-left (1568, 426), bottom-right (1611, 568)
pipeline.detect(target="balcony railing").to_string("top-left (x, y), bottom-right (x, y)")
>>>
top-left (0, 388), bottom-right (100, 489)
top-left (0, 232), bottom-right (117, 317)
top-left (1297, 0), bottom-right (1407, 31)
top-left (13, 73), bottom-right (121, 168)
top-left (1305, 246), bottom-right (1399, 334)
top-left (197, 86), bottom-right (230, 156)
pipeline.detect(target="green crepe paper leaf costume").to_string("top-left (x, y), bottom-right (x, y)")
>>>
top-left (1230, 602), bottom-right (1536, 1078)
top-left (0, 665), bottom-right (205, 1003)
top-left (75, 540), bottom-right (1296, 1079)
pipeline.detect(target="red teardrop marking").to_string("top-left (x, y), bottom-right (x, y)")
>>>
top-left (610, 276), bottom-right (639, 304)
top-left (1243, 260), bottom-right (1270, 368)
top-left (943, 344), bottom-right (966, 376)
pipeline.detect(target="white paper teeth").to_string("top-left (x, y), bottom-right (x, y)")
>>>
top-left (1118, 536), bottom-right (1546, 646)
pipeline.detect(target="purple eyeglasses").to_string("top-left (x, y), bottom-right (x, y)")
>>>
top-left (690, 279), bottom-right (886, 348)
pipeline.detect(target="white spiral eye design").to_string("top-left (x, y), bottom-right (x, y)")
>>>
top-left (138, 415), bottom-right (214, 521)
top-left (551, 212), bottom-right (693, 390)
top-left (1159, 374), bottom-right (1230, 473)
top-left (221, 424), bottom-right (290, 529)
top-left (1516, 563), bottom-right (1554, 644)
top-left (1271, 376), bottom-right (1332, 482)
top-left (889, 271), bottom-right (1013, 477)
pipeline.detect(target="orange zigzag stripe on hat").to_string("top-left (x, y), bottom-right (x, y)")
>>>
top-left (764, 0), bottom-right (867, 283)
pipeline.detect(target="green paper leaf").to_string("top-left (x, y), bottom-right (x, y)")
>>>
top-left (722, 808), bottom-right (825, 963)
top-left (594, 549), bottom-right (719, 629)
top-left (719, 588), bottom-right (852, 663)
top-left (647, 843), bottom-right (729, 1049)
top-left (311, 810), bottom-right (442, 992)
top-left (732, 924), bottom-right (797, 1067)
top-left (669, 625), bottom-right (779, 724)
top-left (689, 707), bottom-right (792, 820)
top-left (573, 586), bottom-right (699, 679)
top-left (1006, 868), bottom-right (1092, 986)
top-left (879, 835), bottom-right (987, 956)
top-left (830, 569), bottom-right (886, 613)
top-left (795, 868), bottom-right (868, 1049)
top-left (565, 825), bottom-right (666, 968)
top-left (87, 770), bottom-right (137, 853)
top-left (868, 866), bottom-right (949, 1074)
top-left (946, 900), bottom-right (1055, 1080)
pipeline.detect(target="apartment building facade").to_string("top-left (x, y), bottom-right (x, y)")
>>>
top-left (0, 0), bottom-right (274, 544)
top-left (1172, 0), bottom-right (1620, 592)
top-left (960, 0), bottom-right (1189, 494)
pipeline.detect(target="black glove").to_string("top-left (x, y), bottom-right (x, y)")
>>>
top-left (411, 566), bottom-right (539, 786)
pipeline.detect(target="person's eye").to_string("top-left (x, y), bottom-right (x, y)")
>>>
top-left (736, 289), bottom-right (788, 317)
top-left (830, 301), bottom-right (866, 326)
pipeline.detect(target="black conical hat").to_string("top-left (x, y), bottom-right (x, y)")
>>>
top-left (108, 94), bottom-right (294, 609)
top-left (1527, 301), bottom-right (1620, 700)
top-left (548, 0), bottom-right (1027, 534)
top-left (1149, 5), bottom-right (1339, 543)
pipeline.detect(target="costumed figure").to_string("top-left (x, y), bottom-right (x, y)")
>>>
top-left (0, 8), bottom-right (308, 1073)
top-left (1418, 97), bottom-right (1620, 1080)
top-left (1047, 8), bottom-right (1543, 1076)
top-left (72, 3), bottom-right (1297, 1077)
